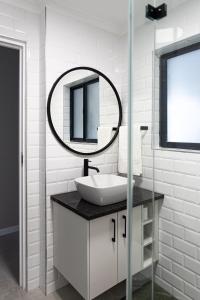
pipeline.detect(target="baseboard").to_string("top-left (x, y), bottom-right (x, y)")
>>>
top-left (0, 225), bottom-right (19, 237)
top-left (46, 271), bottom-right (68, 295)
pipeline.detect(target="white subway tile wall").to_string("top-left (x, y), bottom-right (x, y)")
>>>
top-left (134, 1), bottom-right (200, 299)
top-left (45, 7), bottom-right (123, 294)
top-left (0, 1), bottom-right (44, 291)
top-left (39, 6), bottom-right (46, 294)
top-left (1, 1), bottom-right (200, 298)
top-left (45, 2), bottom-right (200, 298)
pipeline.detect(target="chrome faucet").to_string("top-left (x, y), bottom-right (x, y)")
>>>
top-left (83, 159), bottom-right (100, 176)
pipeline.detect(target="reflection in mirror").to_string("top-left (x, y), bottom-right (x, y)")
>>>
top-left (69, 77), bottom-right (99, 143)
top-left (48, 67), bottom-right (122, 155)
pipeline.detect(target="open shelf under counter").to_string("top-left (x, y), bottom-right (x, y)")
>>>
top-left (143, 219), bottom-right (153, 226)
top-left (143, 257), bottom-right (153, 269)
top-left (141, 201), bottom-right (160, 270)
top-left (143, 237), bottom-right (153, 247)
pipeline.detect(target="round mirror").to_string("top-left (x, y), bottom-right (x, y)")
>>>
top-left (47, 67), bottom-right (122, 155)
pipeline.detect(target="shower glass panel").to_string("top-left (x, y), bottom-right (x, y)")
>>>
top-left (127, 0), bottom-right (156, 299)
top-left (128, 1), bottom-right (200, 300)
top-left (152, 0), bottom-right (200, 300)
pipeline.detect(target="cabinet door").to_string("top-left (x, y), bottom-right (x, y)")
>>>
top-left (53, 202), bottom-right (89, 299)
top-left (89, 213), bottom-right (118, 299)
top-left (118, 207), bottom-right (142, 283)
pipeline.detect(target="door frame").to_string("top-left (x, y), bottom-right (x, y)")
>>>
top-left (0, 36), bottom-right (27, 290)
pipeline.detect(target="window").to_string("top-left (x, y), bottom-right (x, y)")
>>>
top-left (160, 42), bottom-right (200, 150)
top-left (70, 78), bottom-right (99, 143)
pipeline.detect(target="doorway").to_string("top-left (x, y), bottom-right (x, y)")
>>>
top-left (0, 39), bottom-right (26, 292)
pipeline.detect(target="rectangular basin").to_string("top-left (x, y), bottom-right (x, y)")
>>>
top-left (75, 174), bottom-right (134, 206)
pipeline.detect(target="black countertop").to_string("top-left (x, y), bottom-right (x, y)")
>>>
top-left (51, 187), bottom-right (164, 221)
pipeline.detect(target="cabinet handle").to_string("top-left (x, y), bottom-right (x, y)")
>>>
top-left (111, 219), bottom-right (116, 242)
top-left (122, 215), bottom-right (126, 238)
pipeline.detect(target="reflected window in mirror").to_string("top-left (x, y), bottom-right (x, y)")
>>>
top-left (69, 78), bottom-right (99, 143)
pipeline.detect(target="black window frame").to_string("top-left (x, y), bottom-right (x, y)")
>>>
top-left (70, 77), bottom-right (99, 143)
top-left (160, 42), bottom-right (200, 151)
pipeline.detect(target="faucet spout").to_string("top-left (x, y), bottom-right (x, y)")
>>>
top-left (88, 166), bottom-right (100, 173)
top-left (83, 159), bottom-right (100, 176)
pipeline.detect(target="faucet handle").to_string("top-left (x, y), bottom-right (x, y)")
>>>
top-left (84, 158), bottom-right (91, 163)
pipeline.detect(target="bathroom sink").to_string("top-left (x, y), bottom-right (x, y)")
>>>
top-left (75, 174), bottom-right (133, 206)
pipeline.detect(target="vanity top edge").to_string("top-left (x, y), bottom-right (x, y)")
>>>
top-left (51, 186), bottom-right (164, 221)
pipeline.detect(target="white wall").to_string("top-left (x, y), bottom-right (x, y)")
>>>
top-left (45, 1), bottom-right (200, 298)
top-left (39, 6), bottom-right (46, 294)
top-left (134, 1), bottom-right (200, 299)
top-left (0, 0), bottom-right (44, 291)
top-left (45, 7), bottom-right (122, 294)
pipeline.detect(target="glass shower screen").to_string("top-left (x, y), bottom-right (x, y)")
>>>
top-left (126, 0), bottom-right (156, 299)
top-left (152, 1), bottom-right (200, 300)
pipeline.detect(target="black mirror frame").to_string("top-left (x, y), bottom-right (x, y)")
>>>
top-left (47, 66), bottom-right (122, 156)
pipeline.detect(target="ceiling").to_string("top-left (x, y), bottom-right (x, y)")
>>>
top-left (0, 0), bottom-right (42, 13)
top-left (1, 0), bottom-right (189, 34)
top-left (47, 0), bottom-right (189, 35)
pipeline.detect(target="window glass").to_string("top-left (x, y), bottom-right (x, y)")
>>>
top-left (86, 81), bottom-right (99, 140)
top-left (73, 87), bottom-right (83, 139)
top-left (167, 49), bottom-right (200, 144)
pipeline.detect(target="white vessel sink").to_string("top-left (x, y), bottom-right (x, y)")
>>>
top-left (75, 174), bottom-right (133, 206)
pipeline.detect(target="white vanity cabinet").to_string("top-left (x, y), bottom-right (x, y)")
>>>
top-left (117, 207), bottom-right (142, 282)
top-left (53, 200), bottom-right (159, 300)
top-left (89, 213), bottom-right (118, 299)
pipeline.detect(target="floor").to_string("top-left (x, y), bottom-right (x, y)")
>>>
top-left (0, 231), bottom-right (20, 300)
top-left (0, 233), bottom-right (176, 300)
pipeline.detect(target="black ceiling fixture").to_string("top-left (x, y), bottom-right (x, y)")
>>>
top-left (146, 3), bottom-right (167, 21)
